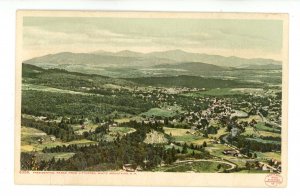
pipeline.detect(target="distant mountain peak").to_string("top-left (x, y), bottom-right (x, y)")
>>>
top-left (115, 50), bottom-right (143, 56)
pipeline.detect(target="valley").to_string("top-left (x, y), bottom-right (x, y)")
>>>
top-left (20, 50), bottom-right (282, 173)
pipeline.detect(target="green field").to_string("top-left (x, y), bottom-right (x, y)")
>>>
top-left (22, 83), bottom-right (98, 96)
top-left (21, 126), bottom-right (97, 152)
top-left (66, 139), bottom-right (97, 146)
top-left (73, 123), bottom-right (99, 135)
top-left (164, 127), bottom-right (215, 146)
top-left (141, 107), bottom-right (180, 118)
top-left (255, 122), bottom-right (280, 132)
top-left (242, 127), bottom-right (281, 138)
top-left (109, 126), bottom-right (136, 134)
top-left (245, 138), bottom-right (281, 145)
top-left (207, 143), bottom-right (250, 168)
top-left (255, 152), bottom-right (281, 162)
top-left (114, 118), bottom-right (131, 123)
top-left (164, 127), bottom-right (191, 136)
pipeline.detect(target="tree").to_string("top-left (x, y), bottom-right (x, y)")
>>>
top-left (83, 131), bottom-right (89, 138)
top-left (245, 161), bottom-right (251, 171)
top-left (253, 153), bottom-right (257, 159)
top-left (207, 125), bottom-right (218, 134)
top-left (95, 124), bottom-right (108, 134)
top-left (164, 117), bottom-right (169, 125)
top-left (190, 143), bottom-right (194, 149)
top-left (203, 131), bottom-right (208, 138)
top-left (181, 143), bottom-right (188, 154)
top-left (200, 118), bottom-right (209, 129)
top-left (79, 119), bottom-right (84, 125)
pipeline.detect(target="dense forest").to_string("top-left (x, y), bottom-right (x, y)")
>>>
top-left (125, 75), bottom-right (263, 89)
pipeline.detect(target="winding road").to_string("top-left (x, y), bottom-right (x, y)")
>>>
top-left (159, 159), bottom-right (236, 172)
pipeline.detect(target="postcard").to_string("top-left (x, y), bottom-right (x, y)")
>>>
top-left (15, 11), bottom-right (288, 187)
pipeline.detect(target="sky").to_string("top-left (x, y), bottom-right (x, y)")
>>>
top-left (23, 16), bottom-right (283, 61)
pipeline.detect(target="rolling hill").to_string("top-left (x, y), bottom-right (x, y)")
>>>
top-left (239, 64), bottom-right (282, 70)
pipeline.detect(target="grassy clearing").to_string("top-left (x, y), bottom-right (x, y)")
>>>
top-left (21, 126), bottom-right (47, 136)
top-left (67, 139), bottom-right (97, 146)
top-left (36, 152), bottom-right (75, 162)
top-left (141, 108), bottom-right (174, 118)
top-left (141, 108), bottom-right (176, 117)
top-left (173, 135), bottom-right (200, 143)
top-left (231, 110), bottom-right (248, 118)
top-left (207, 143), bottom-right (250, 168)
top-left (21, 140), bottom-right (64, 152)
top-left (189, 137), bottom-right (212, 145)
top-left (230, 88), bottom-right (264, 95)
top-left (21, 139), bottom-right (97, 152)
top-left (164, 127), bottom-right (212, 146)
top-left (210, 127), bottom-right (227, 139)
top-left (200, 88), bottom-right (240, 96)
top-left (164, 127), bottom-right (191, 136)
top-left (21, 145), bottom-right (36, 152)
top-left (22, 83), bottom-right (98, 96)
top-left (258, 131), bottom-right (281, 137)
top-left (255, 152), bottom-right (281, 162)
top-left (114, 118), bottom-right (131, 123)
top-left (73, 124), bottom-right (99, 135)
top-left (245, 138), bottom-right (280, 145)
top-left (255, 122), bottom-right (280, 132)
top-left (21, 126), bottom-right (97, 152)
top-left (242, 127), bottom-right (281, 137)
top-left (110, 126), bottom-right (136, 134)
top-left (238, 115), bottom-right (262, 123)
top-left (141, 105), bottom-right (183, 118)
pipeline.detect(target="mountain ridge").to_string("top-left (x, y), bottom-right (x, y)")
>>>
top-left (24, 50), bottom-right (281, 75)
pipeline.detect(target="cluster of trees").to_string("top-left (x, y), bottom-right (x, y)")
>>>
top-left (229, 136), bottom-right (281, 152)
top-left (173, 141), bottom-right (207, 152)
top-left (21, 128), bottom-right (177, 171)
top-left (127, 75), bottom-right (257, 89)
top-left (21, 117), bottom-right (79, 142)
top-left (124, 120), bottom-right (164, 131)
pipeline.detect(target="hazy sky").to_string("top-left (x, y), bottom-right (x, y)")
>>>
top-left (23, 17), bottom-right (283, 60)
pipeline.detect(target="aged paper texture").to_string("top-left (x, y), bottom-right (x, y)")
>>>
top-left (15, 11), bottom-right (288, 187)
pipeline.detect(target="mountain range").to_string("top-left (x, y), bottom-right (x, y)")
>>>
top-left (24, 49), bottom-right (282, 74)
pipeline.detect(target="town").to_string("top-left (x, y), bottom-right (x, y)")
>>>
top-left (20, 64), bottom-right (282, 173)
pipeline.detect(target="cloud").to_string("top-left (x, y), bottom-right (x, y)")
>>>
top-left (22, 17), bottom-right (283, 61)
